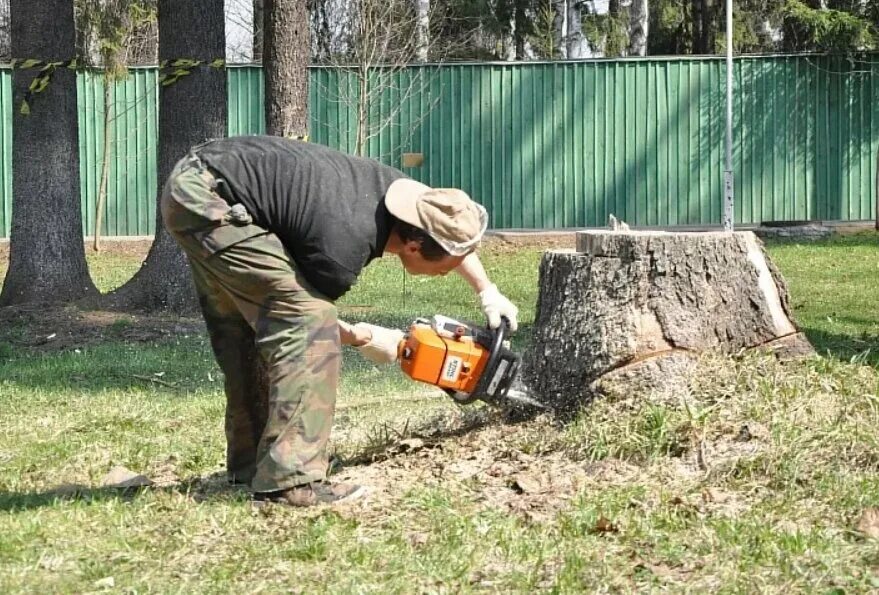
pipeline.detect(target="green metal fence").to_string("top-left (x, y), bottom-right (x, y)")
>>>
top-left (0, 55), bottom-right (877, 237)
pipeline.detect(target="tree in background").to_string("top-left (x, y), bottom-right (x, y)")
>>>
top-left (263, 0), bottom-right (310, 137)
top-left (77, 0), bottom-right (157, 252)
top-left (0, 0), bottom-right (99, 306)
top-left (0, 1), bottom-right (9, 60)
top-left (315, 0), bottom-right (456, 155)
top-left (783, 0), bottom-right (876, 51)
top-left (107, 0), bottom-right (226, 312)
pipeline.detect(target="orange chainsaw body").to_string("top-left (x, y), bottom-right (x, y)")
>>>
top-left (398, 324), bottom-right (490, 394)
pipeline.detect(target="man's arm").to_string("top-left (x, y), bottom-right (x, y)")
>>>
top-left (455, 252), bottom-right (493, 293)
top-left (338, 320), bottom-right (370, 346)
top-left (455, 252), bottom-right (519, 331)
top-left (341, 319), bottom-right (405, 364)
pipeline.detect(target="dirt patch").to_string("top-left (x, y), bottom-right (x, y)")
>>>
top-left (321, 411), bottom-right (762, 528)
top-left (88, 239), bottom-right (153, 259)
top-left (330, 414), bottom-right (586, 523)
top-left (0, 303), bottom-right (204, 353)
top-left (0, 239), bottom-right (153, 262)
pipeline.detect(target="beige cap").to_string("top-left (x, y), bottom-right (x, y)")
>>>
top-left (385, 178), bottom-right (488, 257)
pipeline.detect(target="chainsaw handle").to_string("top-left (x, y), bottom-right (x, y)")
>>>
top-left (444, 319), bottom-right (509, 405)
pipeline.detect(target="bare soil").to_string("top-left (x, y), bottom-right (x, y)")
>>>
top-left (0, 303), bottom-right (205, 353)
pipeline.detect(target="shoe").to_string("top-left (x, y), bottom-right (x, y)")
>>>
top-left (255, 481), bottom-right (364, 507)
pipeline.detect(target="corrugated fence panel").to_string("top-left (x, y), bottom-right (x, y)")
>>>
top-left (228, 66), bottom-right (265, 136)
top-left (1, 56), bottom-right (878, 237)
top-left (78, 68), bottom-right (158, 237)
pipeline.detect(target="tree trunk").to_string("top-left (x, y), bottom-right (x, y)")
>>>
top-left (94, 80), bottom-right (113, 252)
top-left (77, 0), bottom-right (107, 66)
top-left (552, 0), bottom-right (567, 58)
top-left (356, 66), bottom-right (368, 156)
top-left (105, 0), bottom-right (227, 312)
top-left (608, 0), bottom-right (630, 56)
top-left (415, 0), bottom-right (429, 62)
top-left (264, 0), bottom-right (309, 138)
top-left (692, 0), bottom-right (716, 54)
top-left (0, 1), bottom-right (9, 60)
top-left (523, 231), bottom-right (813, 413)
top-left (566, 0), bottom-right (587, 58)
top-left (0, 0), bottom-right (99, 306)
top-left (253, 0), bottom-right (264, 62)
top-left (500, 21), bottom-right (516, 61)
top-left (627, 0), bottom-right (648, 56)
top-left (514, 0), bottom-right (529, 59)
top-left (311, 0), bottom-right (332, 63)
top-left (692, 0), bottom-right (703, 52)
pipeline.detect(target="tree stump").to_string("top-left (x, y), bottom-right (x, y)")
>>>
top-left (523, 230), bottom-right (813, 413)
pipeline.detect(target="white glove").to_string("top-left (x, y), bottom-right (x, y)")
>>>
top-left (479, 284), bottom-right (519, 331)
top-left (354, 323), bottom-right (404, 365)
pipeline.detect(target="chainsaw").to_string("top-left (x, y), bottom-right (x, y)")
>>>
top-left (397, 315), bottom-right (525, 407)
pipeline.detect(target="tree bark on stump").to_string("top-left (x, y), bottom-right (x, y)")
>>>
top-left (523, 231), bottom-right (813, 413)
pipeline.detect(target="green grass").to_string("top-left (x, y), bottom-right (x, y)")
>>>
top-left (769, 233), bottom-right (879, 365)
top-left (1, 233), bottom-right (878, 592)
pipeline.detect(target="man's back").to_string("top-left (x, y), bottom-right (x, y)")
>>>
top-left (196, 136), bottom-right (405, 299)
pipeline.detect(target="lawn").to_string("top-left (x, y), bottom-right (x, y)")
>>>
top-left (0, 233), bottom-right (878, 593)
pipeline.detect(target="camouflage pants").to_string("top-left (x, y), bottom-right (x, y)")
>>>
top-left (160, 152), bottom-right (341, 492)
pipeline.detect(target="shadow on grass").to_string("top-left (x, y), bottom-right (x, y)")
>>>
top-left (803, 327), bottom-right (879, 368)
top-left (0, 472), bottom-right (248, 513)
top-left (763, 231), bottom-right (879, 250)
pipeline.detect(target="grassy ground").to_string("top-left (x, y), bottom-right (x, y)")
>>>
top-left (1, 234), bottom-right (878, 592)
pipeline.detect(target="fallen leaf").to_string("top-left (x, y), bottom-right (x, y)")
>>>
top-left (93, 576), bottom-right (115, 589)
top-left (590, 515), bottom-right (619, 534)
top-left (510, 473), bottom-right (542, 494)
top-left (856, 507), bottom-right (879, 539)
top-left (102, 465), bottom-right (153, 489)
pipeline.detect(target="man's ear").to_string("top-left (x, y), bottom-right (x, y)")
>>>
top-left (403, 240), bottom-right (421, 256)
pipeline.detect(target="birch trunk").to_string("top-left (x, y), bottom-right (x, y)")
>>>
top-left (415, 0), bottom-right (429, 62)
top-left (566, 0), bottom-right (587, 58)
top-left (627, 0), bottom-right (648, 56)
top-left (552, 0), bottom-right (567, 58)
